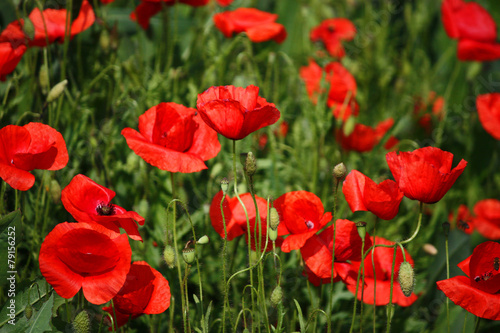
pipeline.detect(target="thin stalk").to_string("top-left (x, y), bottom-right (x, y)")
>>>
top-left (474, 316), bottom-right (481, 333)
top-left (385, 246), bottom-right (397, 333)
top-left (349, 236), bottom-right (366, 333)
top-left (327, 180), bottom-right (340, 333)
top-left (372, 218), bottom-right (378, 333)
top-left (183, 263), bottom-right (191, 333)
top-left (445, 227), bottom-right (450, 333)
top-left (221, 191), bottom-right (229, 333)
top-left (400, 202), bottom-right (424, 245)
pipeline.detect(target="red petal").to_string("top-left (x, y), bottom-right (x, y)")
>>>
top-left (476, 93), bottom-right (500, 140)
top-left (24, 122), bottom-right (68, 170)
top-left (457, 39), bottom-right (500, 62)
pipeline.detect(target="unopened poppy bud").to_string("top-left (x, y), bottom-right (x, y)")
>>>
top-left (22, 18), bottom-right (35, 40)
top-left (398, 261), bottom-right (415, 297)
top-left (442, 222), bottom-right (450, 237)
top-left (270, 285), bottom-right (283, 307)
top-left (244, 152), bottom-right (257, 176)
top-left (72, 310), bottom-right (91, 333)
top-left (268, 227), bottom-right (278, 242)
top-left (99, 30), bottom-right (110, 51)
top-left (422, 243), bottom-right (437, 256)
top-left (333, 163), bottom-right (347, 181)
top-left (269, 207), bottom-right (280, 230)
top-left (46, 79), bottom-right (68, 103)
top-left (355, 221), bottom-right (367, 240)
top-left (197, 235), bottom-right (210, 245)
top-left (220, 177), bottom-right (229, 194)
top-left (49, 179), bottom-right (61, 204)
top-left (24, 304), bottom-right (33, 320)
top-left (39, 65), bottom-right (49, 95)
top-left (163, 245), bottom-right (176, 269)
top-left (182, 248), bottom-right (196, 264)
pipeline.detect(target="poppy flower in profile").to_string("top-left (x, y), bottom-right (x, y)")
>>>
top-left (473, 199), bottom-right (500, 240)
top-left (437, 241), bottom-right (500, 320)
top-left (386, 147), bottom-right (467, 204)
top-left (346, 236), bottom-right (418, 306)
top-left (336, 118), bottom-right (394, 152)
top-left (61, 174), bottom-right (145, 242)
top-left (196, 85), bottom-right (280, 140)
top-left (103, 261), bottom-right (170, 330)
top-left (476, 93), bottom-right (500, 140)
top-left (0, 42), bottom-right (27, 81)
top-left (300, 219), bottom-right (372, 285)
top-left (209, 190), bottom-right (280, 251)
top-left (0, 123), bottom-right (68, 191)
top-left (299, 59), bottom-right (358, 120)
top-left (310, 18), bottom-right (356, 58)
top-left (213, 8), bottom-right (287, 43)
top-left (449, 204), bottom-right (475, 235)
top-left (0, 1), bottom-right (95, 48)
top-left (122, 102), bottom-right (220, 173)
top-left (274, 191), bottom-right (332, 253)
top-left (39, 222), bottom-right (132, 305)
top-left (342, 170), bottom-right (403, 220)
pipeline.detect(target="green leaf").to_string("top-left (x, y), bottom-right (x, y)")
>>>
top-left (293, 299), bottom-right (306, 333)
top-left (2, 293), bottom-right (54, 333)
top-left (0, 211), bottom-right (20, 234)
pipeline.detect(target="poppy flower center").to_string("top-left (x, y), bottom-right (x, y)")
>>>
top-left (96, 202), bottom-right (114, 216)
top-left (457, 219), bottom-right (470, 231)
top-left (305, 220), bottom-right (315, 230)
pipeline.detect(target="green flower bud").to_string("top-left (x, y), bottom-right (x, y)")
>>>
top-left (46, 79), bottom-right (68, 103)
top-left (49, 179), bottom-right (61, 204)
top-left (39, 65), bottom-right (49, 95)
top-left (182, 248), bottom-right (196, 265)
top-left (333, 163), bottom-right (347, 181)
top-left (268, 227), bottom-right (278, 242)
top-left (24, 304), bottom-right (33, 320)
top-left (355, 221), bottom-right (367, 240)
top-left (163, 245), bottom-right (176, 269)
top-left (99, 30), bottom-right (110, 52)
top-left (22, 18), bottom-right (35, 40)
top-left (241, 152), bottom-right (257, 176)
top-left (197, 235), bottom-right (210, 245)
top-left (269, 207), bottom-right (280, 230)
top-left (270, 286), bottom-right (283, 307)
top-left (72, 310), bottom-right (91, 333)
top-left (220, 177), bottom-right (229, 194)
top-left (398, 261), bottom-right (415, 297)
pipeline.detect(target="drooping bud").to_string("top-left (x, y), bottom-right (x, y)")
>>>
top-left (268, 227), bottom-right (278, 242)
top-left (72, 310), bottom-right (91, 333)
top-left (220, 177), bottom-right (229, 194)
top-left (24, 304), bottom-right (33, 320)
top-left (422, 243), bottom-right (437, 256)
top-left (333, 163), bottom-right (347, 181)
top-left (442, 222), bottom-right (450, 237)
top-left (398, 261), bottom-right (415, 297)
top-left (355, 221), bottom-right (367, 240)
top-left (182, 248), bottom-right (196, 265)
top-left (163, 245), bottom-right (176, 269)
top-left (269, 207), bottom-right (280, 230)
top-left (270, 286), bottom-right (283, 306)
top-left (197, 235), bottom-right (210, 245)
top-left (46, 79), bottom-right (68, 103)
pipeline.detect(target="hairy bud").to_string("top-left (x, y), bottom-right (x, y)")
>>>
top-left (398, 261), bottom-right (415, 297)
top-left (163, 245), bottom-right (176, 269)
top-left (72, 310), bottom-right (91, 333)
top-left (46, 79), bottom-right (68, 103)
top-left (269, 207), bottom-right (280, 230)
top-left (333, 163), bottom-right (347, 181)
top-left (270, 286), bottom-right (283, 306)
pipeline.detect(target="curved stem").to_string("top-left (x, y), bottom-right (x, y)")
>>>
top-left (400, 202), bottom-right (424, 245)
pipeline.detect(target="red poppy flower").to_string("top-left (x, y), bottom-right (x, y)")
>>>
top-left (473, 199), bottom-right (500, 240)
top-left (209, 190), bottom-right (280, 251)
top-left (130, 1), bottom-right (208, 29)
top-left (0, 41), bottom-right (26, 81)
top-left (257, 120), bottom-right (288, 149)
top-left (457, 39), bottom-right (500, 61)
top-left (0, 1), bottom-right (95, 48)
top-left (274, 191), bottom-right (332, 252)
top-left (0, 123), bottom-right (68, 191)
top-left (300, 219), bottom-right (372, 285)
top-left (299, 59), bottom-right (358, 121)
top-left (384, 136), bottom-right (399, 151)
top-left (413, 92), bottom-right (445, 133)
top-left (386, 147), bottom-right (467, 204)
top-left (336, 118), bottom-right (394, 152)
top-left (342, 170), bottom-right (403, 220)
top-left (122, 102), bottom-right (220, 173)
top-left (310, 18), bottom-right (356, 58)
top-left (103, 261), bottom-right (170, 329)
top-left (213, 8), bottom-right (287, 43)
top-left (346, 236), bottom-right (417, 306)
top-left (437, 241), bottom-right (500, 320)
top-left (449, 204), bottom-right (475, 235)
top-left (196, 85), bottom-right (280, 140)
top-left (39, 222), bottom-right (132, 305)
top-left (476, 93), bottom-right (500, 140)
top-left (61, 174), bottom-right (145, 242)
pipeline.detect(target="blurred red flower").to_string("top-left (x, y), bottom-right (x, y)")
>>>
top-left (122, 102), bottom-right (220, 173)
top-left (310, 18), bottom-right (356, 58)
top-left (386, 147), bottom-right (467, 204)
top-left (103, 261), bottom-right (170, 330)
top-left (196, 85), bottom-right (280, 140)
top-left (437, 241), bottom-right (500, 320)
top-left (473, 199), bottom-right (500, 240)
top-left (441, 0), bottom-right (500, 61)
top-left (216, 0), bottom-right (233, 6)
top-left (301, 219), bottom-right (372, 285)
top-left (0, 1), bottom-right (95, 48)
top-left (449, 204), bottom-right (475, 235)
top-left (476, 93), bottom-right (500, 140)
top-left (39, 222), bottom-right (132, 305)
top-left (336, 118), bottom-right (394, 152)
top-left (0, 123), bottom-right (68, 191)
top-left (61, 174), bottom-right (145, 242)
top-left (413, 92), bottom-right (445, 133)
top-left (343, 170), bottom-right (403, 220)
top-left (131, 0), bottom-right (209, 29)
top-left (346, 236), bottom-right (418, 306)
top-left (299, 59), bottom-right (358, 120)
top-left (213, 8), bottom-right (287, 43)
top-left (383, 136), bottom-right (399, 151)
top-left (274, 191), bottom-right (332, 252)
top-left (209, 190), bottom-right (280, 251)
top-left (0, 42), bottom-right (26, 81)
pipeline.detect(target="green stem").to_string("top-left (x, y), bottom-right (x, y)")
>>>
top-left (474, 316), bottom-right (481, 333)
top-left (400, 202), bottom-right (424, 245)
top-left (327, 180), bottom-right (340, 333)
top-left (372, 218), bottom-right (378, 333)
top-left (445, 227), bottom-right (450, 333)
top-left (349, 236), bottom-right (365, 333)
top-left (385, 246), bottom-right (397, 333)
top-left (221, 191), bottom-right (229, 333)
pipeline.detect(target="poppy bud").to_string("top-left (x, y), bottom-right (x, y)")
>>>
top-left (242, 152), bottom-right (257, 176)
top-left (270, 286), bottom-right (283, 306)
top-left (221, 177), bottom-right (229, 194)
top-left (49, 179), bottom-right (61, 204)
top-left (343, 116), bottom-right (356, 136)
top-left (268, 227), bottom-right (278, 241)
top-left (422, 243), bottom-right (438, 256)
top-left (163, 245), bottom-right (176, 269)
top-left (22, 18), bottom-right (35, 40)
top-left (99, 30), bottom-right (110, 52)
top-left (24, 304), bottom-right (33, 320)
top-left (355, 221), bottom-right (367, 240)
top-left (197, 235), bottom-right (210, 245)
top-left (442, 222), bottom-right (450, 237)
top-left (333, 163), bottom-right (347, 181)
top-left (72, 310), bottom-right (91, 333)
top-left (269, 207), bottom-right (280, 230)
top-left (39, 65), bottom-right (49, 95)
top-left (398, 261), bottom-right (415, 297)
top-left (46, 80), bottom-right (68, 103)
top-left (182, 248), bottom-right (196, 265)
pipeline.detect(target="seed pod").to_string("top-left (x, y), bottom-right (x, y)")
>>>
top-left (398, 261), bottom-right (415, 297)
top-left (355, 221), bottom-right (367, 240)
top-left (163, 245), bottom-right (176, 269)
top-left (268, 227), bottom-right (278, 242)
top-left (270, 286), bottom-right (283, 306)
top-left (269, 207), bottom-right (280, 230)
top-left (24, 304), bottom-right (33, 320)
top-left (182, 248), bottom-right (196, 265)
top-left (333, 163), bottom-right (347, 181)
top-left (220, 177), bottom-right (229, 194)
top-left (46, 79), bottom-right (68, 103)
top-left (197, 235), bottom-right (210, 245)
top-left (72, 310), bottom-right (91, 333)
